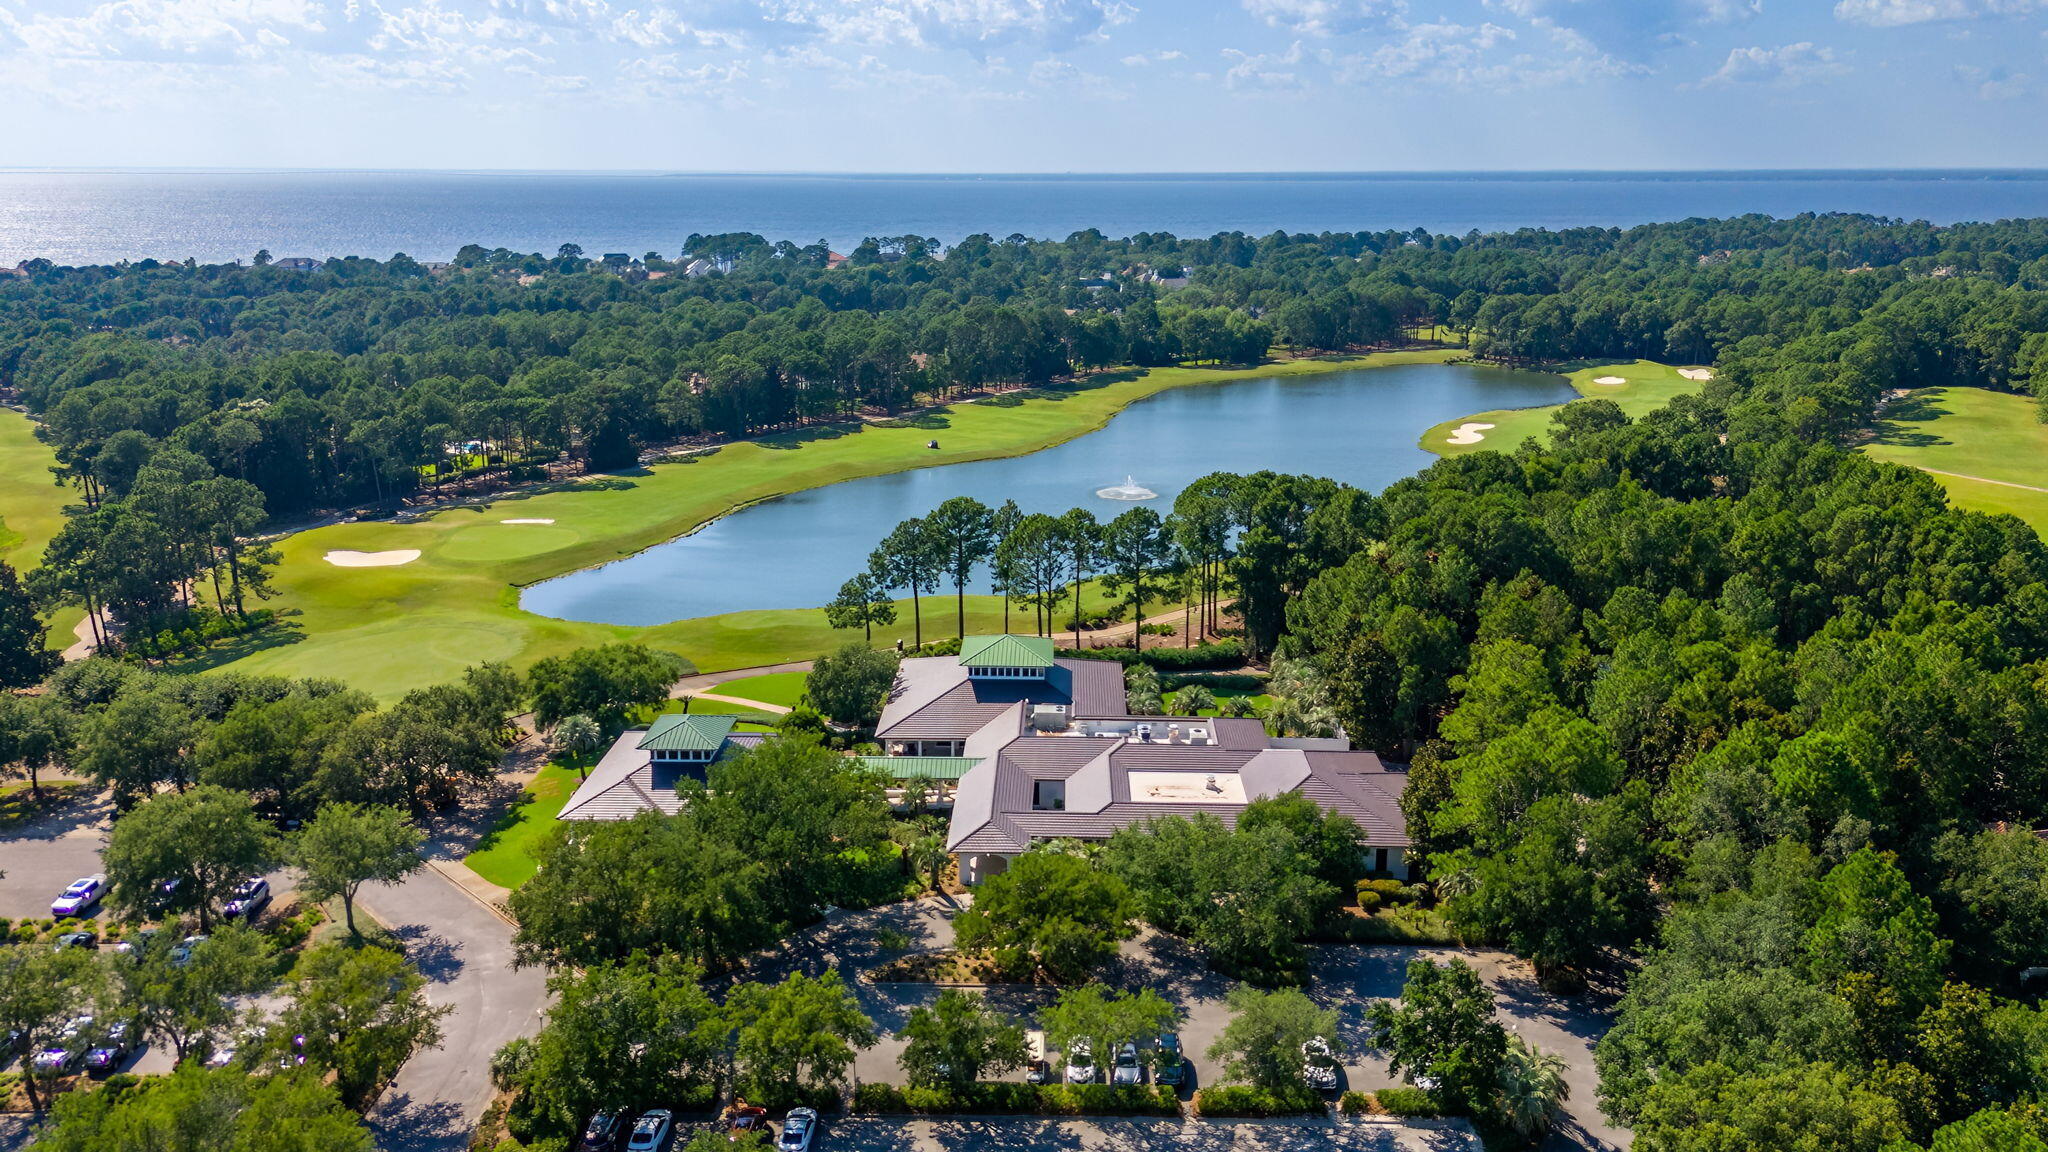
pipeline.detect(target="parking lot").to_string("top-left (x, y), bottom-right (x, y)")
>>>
top-left (748, 899), bottom-right (1627, 1151)
top-left (779, 1116), bottom-right (1478, 1151)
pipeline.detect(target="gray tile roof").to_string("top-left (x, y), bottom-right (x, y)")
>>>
top-left (557, 728), bottom-right (773, 821)
top-left (946, 731), bottom-right (1409, 855)
top-left (875, 655), bottom-right (1127, 743)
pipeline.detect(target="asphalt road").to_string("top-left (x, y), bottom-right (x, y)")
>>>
top-left (355, 865), bottom-right (550, 1152)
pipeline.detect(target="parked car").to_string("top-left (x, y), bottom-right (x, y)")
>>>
top-left (777, 1106), bottom-right (818, 1152)
top-left (52, 930), bottom-right (98, 951)
top-left (1111, 1042), bottom-right (1144, 1086)
top-left (207, 1027), bottom-right (264, 1069)
top-left (727, 1104), bottom-right (769, 1141)
top-left (578, 1111), bottom-right (623, 1151)
top-left (1025, 1029), bottom-right (1050, 1084)
top-left (624, 1109), bottom-right (671, 1152)
top-left (85, 1021), bottom-right (133, 1073)
top-left (50, 875), bottom-right (105, 919)
top-left (110, 929), bottom-right (160, 959)
top-left (1152, 1033), bottom-right (1187, 1087)
top-left (146, 877), bottom-right (185, 914)
top-left (170, 934), bottom-right (209, 967)
top-left (222, 877), bottom-right (271, 922)
top-left (577, 1112), bottom-right (623, 1151)
top-left (1301, 1036), bottom-right (1339, 1091)
top-left (31, 1016), bottom-right (92, 1074)
top-left (1065, 1039), bottom-right (1096, 1084)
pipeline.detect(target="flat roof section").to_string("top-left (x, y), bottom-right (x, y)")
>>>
top-left (1124, 769), bottom-right (1249, 805)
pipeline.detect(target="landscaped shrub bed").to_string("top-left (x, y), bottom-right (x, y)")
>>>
top-left (1337, 1088), bottom-right (1445, 1117)
top-left (851, 1082), bottom-right (1179, 1116)
top-left (1372, 1087), bottom-right (1444, 1117)
top-left (1060, 640), bottom-right (1246, 670)
top-left (1190, 1085), bottom-right (1324, 1117)
top-left (1160, 671), bottom-right (1267, 693)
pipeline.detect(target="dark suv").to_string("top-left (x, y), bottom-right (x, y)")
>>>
top-left (1153, 1033), bottom-right (1187, 1088)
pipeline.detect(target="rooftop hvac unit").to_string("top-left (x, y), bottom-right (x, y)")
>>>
top-left (1030, 703), bottom-right (1070, 732)
top-left (1134, 723), bottom-right (1153, 743)
top-left (1186, 726), bottom-right (1212, 746)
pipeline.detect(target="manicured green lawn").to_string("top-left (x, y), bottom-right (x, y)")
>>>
top-left (1861, 386), bottom-right (2048, 536)
top-left (0, 408), bottom-right (69, 569)
top-left (711, 671), bottom-right (809, 708)
top-left (464, 761), bottom-right (584, 890)
top-left (195, 349), bottom-right (1458, 699)
top-left (1419, 360), bottom-right (1706, 457)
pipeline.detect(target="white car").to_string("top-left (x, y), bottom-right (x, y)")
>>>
top-left (1301, 1036), bottom-right (1339, 1091)
top-left (31, 1016), bottom-right (92, 1073)
top-left (625, 1109), bottom-right (671, 1152)
top-left (170, 934), bottom-right (209, 967)
top-left (1065, 1039), bottom-right (1096, 1084)
top-left (50, 875), bottom-right (105, 918)
top-left (222, 877), bottom-right (271, 921)
top-left (777, 1106), bottom-right (818, 1151)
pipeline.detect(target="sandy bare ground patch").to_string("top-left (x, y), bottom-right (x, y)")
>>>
top-left (1593, 375), bottom-right (1627, 385)
top-left (1679, 367), bottom-right (1714, 381)
top-left (501, 518), bottom-right (556, 524)
top-left (1447, 422), bottom-right (1495, 445)
top-left (324, 549), bottom-right (422, 567)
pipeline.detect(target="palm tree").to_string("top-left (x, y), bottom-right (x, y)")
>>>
top-left (1493, 1035), bottom-right (1569, 1140)
top-left (552, 713), bottom-right (603, 777)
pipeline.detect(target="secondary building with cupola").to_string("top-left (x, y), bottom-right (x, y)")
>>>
top-left (556, 634), bottom-right (1413, 884)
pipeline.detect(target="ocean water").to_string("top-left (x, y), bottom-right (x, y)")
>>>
top-left (2, 169), bottom-right (2047, 266)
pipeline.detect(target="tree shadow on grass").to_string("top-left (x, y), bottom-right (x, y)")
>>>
top-left (164, 616), bottom-right (306, 676)
top-left (1870, 392), bottom-right (1955, 449)
top-left (758, 424), bottom-right (862, 450)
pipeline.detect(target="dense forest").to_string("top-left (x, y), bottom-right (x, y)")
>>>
top-left (10, 215), bottom-right (2048, 1148)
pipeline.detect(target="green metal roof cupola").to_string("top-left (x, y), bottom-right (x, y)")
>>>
top-left (638, 713), bottom-right (738, 756)
top-left (958, 634), bottom-right (1056, 675)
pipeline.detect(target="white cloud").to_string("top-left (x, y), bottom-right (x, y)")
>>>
top-left (1954, 62), bottom-right (2028, 97)
top-left (5, 0), bottom-right (325, 59)
top-left (1833, 0), bottom-right (2043, 25)
top-left (1221, 39), bottom-right (1326, 90)
top-left (1690, 0), bottom-right (1761, 20)
top-left (1118, 47), bottom-right (1181, 64)
top-left (1702, 41), bottom-right (1848, 84)
top-left (1241, 0), bottom-right (1404, 36)
top-left (810, 0), bottom-right (1134, 56)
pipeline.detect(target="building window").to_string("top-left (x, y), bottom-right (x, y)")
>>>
top-left (1373, 847), bottom-right (1389, 874)
top-left (1032, 780), bottom-right (1065, 811)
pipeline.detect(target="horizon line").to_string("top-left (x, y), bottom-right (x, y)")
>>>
top-left (5, 166), bottom-right (2048, 179)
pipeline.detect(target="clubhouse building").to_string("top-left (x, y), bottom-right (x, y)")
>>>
top-left (881, 636), bottom-right (1412, 884)
top-left (559, 634), bottom-right (1413, 883)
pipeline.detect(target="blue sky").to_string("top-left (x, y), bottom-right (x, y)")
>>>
top-left (0, 0), bottom-right (2043, 170)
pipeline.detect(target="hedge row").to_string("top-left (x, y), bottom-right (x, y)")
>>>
top-left (1337, 1087), bottom-right (1444, 1117)
top-left (1060, 640), bottom-right (1247, 670)
top-left (1190, 1085), bottom-right (1325, 1117)
top-left (1161, 671), bottom-right (1267, 693)
top-left (851, 1082), bottom-right (1180, 1116)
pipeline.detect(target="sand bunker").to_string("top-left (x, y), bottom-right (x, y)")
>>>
top-left (325, 549), bottom-right (421, 568)
top-left (1679, 368), bottom-right (1714, 381)
top-left (502, 518), bottom-right (556, 525)
top-left (1593, 375), bottom-right (1627, 385)
top-left (1447, 422), bottom-right (1496, 446)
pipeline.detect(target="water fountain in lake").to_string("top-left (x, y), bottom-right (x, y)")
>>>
top-left (1096, 475), bottom-right (1158, 501)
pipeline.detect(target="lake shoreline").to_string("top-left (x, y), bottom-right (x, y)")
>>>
top-left (517, 350), bottom-right (1575, 625)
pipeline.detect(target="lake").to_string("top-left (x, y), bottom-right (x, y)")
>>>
top-left (6, 170), bottom-right (2048, 266)
top-left (519, 362), bottom-right (1572, 626)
